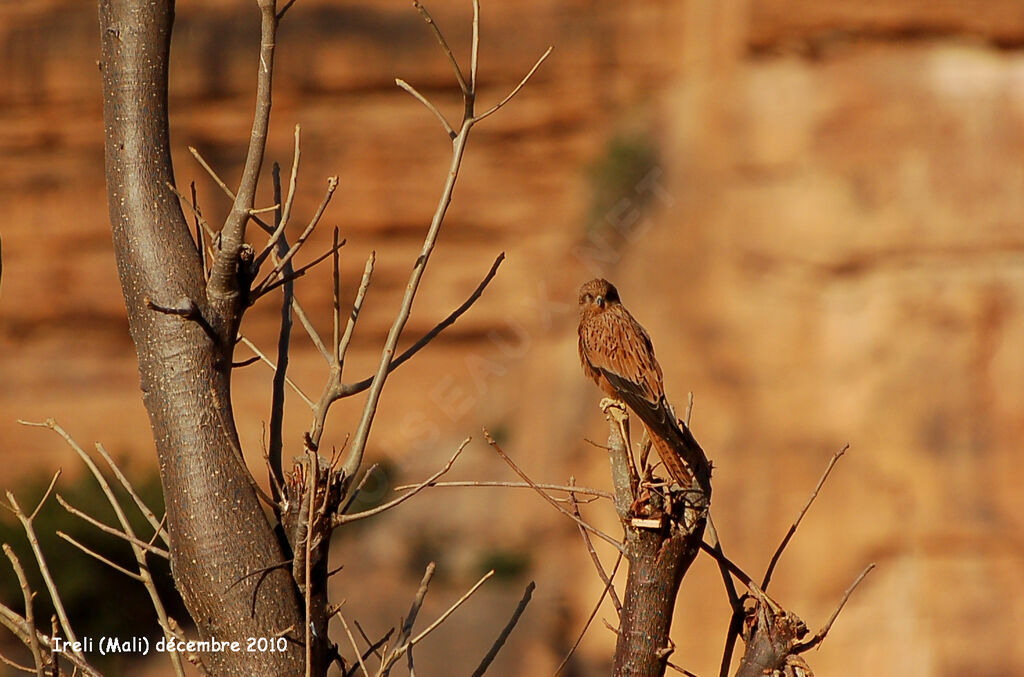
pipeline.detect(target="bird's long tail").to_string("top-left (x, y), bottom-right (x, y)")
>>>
top-left (637, 402), bottom-right (712, 499)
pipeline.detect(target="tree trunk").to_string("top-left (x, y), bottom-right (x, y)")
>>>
top-left (612, 515), bottom-right (704, 676)
top-left (98, 1), bottom-right (304, 673)
top-left (605, 408), bottom-right (710, 677)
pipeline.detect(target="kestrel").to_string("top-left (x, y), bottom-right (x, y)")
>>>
top-left (577, 278), bottom-right (710, 494)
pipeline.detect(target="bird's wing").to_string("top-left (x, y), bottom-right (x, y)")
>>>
top-left (581, 306), bottom-right (712, 494)
top-left (581, 308), bottom-right (665, 414)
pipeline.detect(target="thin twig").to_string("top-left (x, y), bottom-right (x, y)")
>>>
top-left (337, 612), bottom-right (371, 677)
top-left (413, 1), bottom-right (470, 97)
top-left (472, 46), bottom-right (552, 122)
top-left (553, 552), bottom-right (623, 677)
top-left (92, 442), bottom-right (166, 545)
top-left (55, 531), bottom-right (143, 581)
top-left (238, 336), bottom-right (315, 407)
top-left (290, 296), bottom-right (332, 364)
top-left (395, 79), bottom-right (455, 139)
top-left (333, 438), bottom-right (469, 526)
top-left (331, 227), bottom-right (342, 366)
top-left (166, 180), bottom-right (217, 242)
top-left (336, 253), bottom-right (504, 399)
top-left (5, 491), bottom-right (81, 657)
top-left (391, 480), bottom-right (611, 501)
top-left (280, 125), bottom-right (302, 236)
top-left (254, 177), bottom-right (339, 296)
top-left (410, 570), bottom-right (493, 647)
top-left (666, 661), bottom-right (700, 677)
top-left (704, 512), bottom-right (744, 677)
top-left (793, 563), bottom-right (875, 654)
top-left (569, 484), bottom-right (622, 614)
top-left (484, 431), bottom-right (626, 554)
top-left (29, 471), bottom-right (60, 522)
top-left (338, 463), bottom-right (380, 516)
top-left (190, 182), bottom-right (210, 280)
top-left (189, 146), bottom-right (235, 201)
top-left (470, 0), bottom-right (480, 92)
top-left (2, 545), bottom-right (44, 674)
top-left (380, 563), bottom-right (435, 677)
top-left (0, 650), bottom-right (34, 674)
top-left (470, 580), bottom-right (534, 677)
top-left (337, 250), bottom-right (375, 370)
top-left (56, 495), bottom-right (169, 559)
top-left (255, 235), bottom-right (346, 300)
top-left (276, 0), bottom-right (298, 20)
top-left (761, 444), bottom-right (849, 591)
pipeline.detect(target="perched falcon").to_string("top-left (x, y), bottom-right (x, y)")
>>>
top-left (577, 278), bottom-right (710, 494)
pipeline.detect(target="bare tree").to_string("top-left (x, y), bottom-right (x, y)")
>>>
top-left (471, 392), bottom-right (871, 676)
top-left (0, 0), bottom-right (545, 675)
top-left (0, 0), bottom-right (873, 675)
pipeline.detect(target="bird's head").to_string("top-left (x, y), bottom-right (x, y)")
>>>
top-left (578, 278), bottom-right (620, 315)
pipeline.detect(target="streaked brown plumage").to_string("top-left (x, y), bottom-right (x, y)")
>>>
top-left (577, 278), bottom-right (710, 494)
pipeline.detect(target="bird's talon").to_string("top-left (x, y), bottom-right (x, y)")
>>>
top-left (600, 397), bottom-right (628, 422)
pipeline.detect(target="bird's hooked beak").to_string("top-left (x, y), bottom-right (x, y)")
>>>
top-left (595, 295), bottom-right (605, 309)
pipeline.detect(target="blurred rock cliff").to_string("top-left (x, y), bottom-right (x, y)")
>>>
top-left (1, 1), bottom-right (1021, 674)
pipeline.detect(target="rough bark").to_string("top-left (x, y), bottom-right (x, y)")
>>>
top-left (606, 407), bottom-right (711, 677)
top-left (98, 1), bottom-right (304, 673)
top-left (613, 520), bottom-right (702, 676)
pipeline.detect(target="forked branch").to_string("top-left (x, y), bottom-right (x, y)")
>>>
top-left (335, 1), bottom-right (550, 483)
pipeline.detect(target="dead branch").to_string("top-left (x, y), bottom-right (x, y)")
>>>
top-left (386, 569), bottom-right (495, 673)
top-left (600, 401), bottom-right (707, 677)
top-left (23, 420), bottom-right (185, 676)
top-left (237, 335), bottom-right (315, 406)
top-left (485, 430), bottom-right (626, 554)
top-left (2, 545), bottom-right (46, 674)
top-left (334, 2), bottom-right (550, 484)
top-left (56, 494), bottom-right (169, 559)
top-left (268, 161), bottom-right (296, 498)
top-left (553, 551), bottom-right (623, 677)
top-left (93, 443), bottom-right (167, 545)
top-left (569, 485), bottom-right (623, 614)
top-left (470, 580), bottom-right (535, 676)
top-left (333, 438), bottom-right (470, 526)
top-left (392, 480), bottom-right (612, 502)
top-left (5, 474), bottom-right (82, 661)
top-left (207, 0), bottom-right (279, 312)
top-left (793, 563), bottom-right (875, 654)
top-left (761, 444), bottom-right (850, 591)
top-left (336, 252), bottom-right (505, 400)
